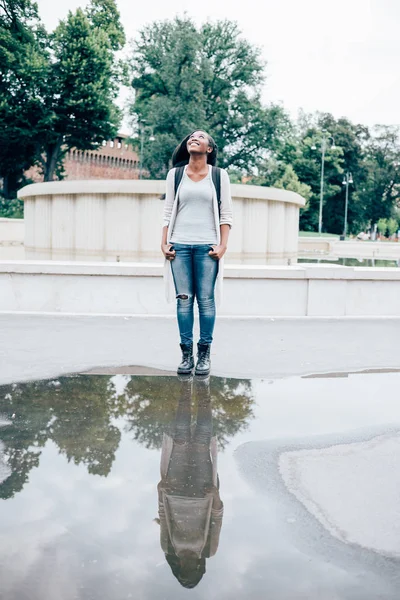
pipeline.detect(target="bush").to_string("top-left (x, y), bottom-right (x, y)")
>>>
top-left (377, 218), bottom-right (387, 236)
top-left (387, 217), bottom-right (398, 237)
top-left (0, 196), bottom-right (24, 219)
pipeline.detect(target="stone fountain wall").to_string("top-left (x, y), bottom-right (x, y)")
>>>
top-left (18, 180), bottom-right (305, 264)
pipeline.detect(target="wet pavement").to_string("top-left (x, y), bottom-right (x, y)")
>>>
top-left (1, 371), bottom-right (400, 599)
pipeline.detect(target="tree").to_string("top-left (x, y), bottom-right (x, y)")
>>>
top-left (0, 0), bottom-right (49, 199)
top-left (0, 0), bottom-right (125, 195)
top-left (85, 0), bottom-right (125, 51)
top-left (358, 126), bottom-right (400, 227)
top-left (248, 160), bottom-right (312, 200)
top-left (40, 0), bottom-right (125, 181)
top-left (273, 112), bottom-right (369, 233)
top-left (315, 114), bottom-right (369, 234)
top-left (129, 16), bottom-right (288, 178)
top-left (377, 218), bottom-right (387, 237)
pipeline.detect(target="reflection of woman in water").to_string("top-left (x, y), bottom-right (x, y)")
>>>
top-left (157, 376), bottom-right (223, 588)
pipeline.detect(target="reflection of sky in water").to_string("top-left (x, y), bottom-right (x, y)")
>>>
top-left (1, 373), bottom-right (400, 599)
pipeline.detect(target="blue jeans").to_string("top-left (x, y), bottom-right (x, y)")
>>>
top-left (170, 244), bottom-right (219, 346)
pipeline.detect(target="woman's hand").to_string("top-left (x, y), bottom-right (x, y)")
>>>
top-left (161, 243), bottom-right (175, 261)
top-left (209, 244), bottom-right (226, 260)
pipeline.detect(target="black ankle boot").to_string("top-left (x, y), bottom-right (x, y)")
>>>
top-left (177, 343), bottom-right (194, 375)
top-left (195, 343), bottom-right (211, 376)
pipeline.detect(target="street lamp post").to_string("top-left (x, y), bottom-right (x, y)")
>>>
top-left (318, 135), bottom-right (327, 235)
top-left (312, 132), bottom-right (336, 234)
top-left (342, 172), bottom-right (353, 239)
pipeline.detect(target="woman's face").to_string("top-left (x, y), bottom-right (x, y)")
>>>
top-left (187, 131), bottom-right (212, 156)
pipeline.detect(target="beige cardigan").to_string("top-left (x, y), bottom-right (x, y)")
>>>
top-left (163, 165), bottom-right (233, 306)
top-left (158, 432), bottom-right (223, 558)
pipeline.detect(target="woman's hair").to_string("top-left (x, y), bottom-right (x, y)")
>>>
top-left (165, 553), bottom-right (206, 589)
top-left (172, 130), bottom-right (218, 167)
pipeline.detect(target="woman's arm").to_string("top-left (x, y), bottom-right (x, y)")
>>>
top-left (208, 489), bottom-right (224, 557)
top-left (219, 169), bottom-right (233, 228)
top-left (209, 224), bottom-right (230, 260)
top-left (209, 169), bottom-right (233, 260)
top-left (163, 169), bottom-right (175, 226)
top-left (161, 225), bottom-right (175, 260)
top-left (161, 169), bottom-right (176, 260)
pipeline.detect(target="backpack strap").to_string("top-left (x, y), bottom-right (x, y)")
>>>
top-left (174, 166), bottom-right (185, 197)
top-left (211, 166), bottom-right (221, 216)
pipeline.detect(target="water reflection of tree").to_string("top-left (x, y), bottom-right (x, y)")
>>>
top-left (0, 376), bottom-right (120, 499)
top-left (115, 376), bottom-right (254, 450)
top-left (0, 375), bottom-right (254, 499)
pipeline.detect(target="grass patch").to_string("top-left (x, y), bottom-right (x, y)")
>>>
top-left (299, 231), bottom-right (339, 238)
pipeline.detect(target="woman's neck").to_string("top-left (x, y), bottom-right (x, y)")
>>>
top-left (188, 154), bottom-right (208, 173)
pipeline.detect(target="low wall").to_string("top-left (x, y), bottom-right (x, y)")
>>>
top-left (1, 261), bottom-right (400, 317)
top-left (299, 236), bottom-right (400, 259)
top-left (0, 218), bottom-right (25, 260)
top-left (18, 180), bottom-right (305, 265)
top-left (0, 218), bottom-right (24, 244)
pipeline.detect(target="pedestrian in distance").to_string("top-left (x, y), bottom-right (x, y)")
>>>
top-left (161, 130), bottom-right (233, 376)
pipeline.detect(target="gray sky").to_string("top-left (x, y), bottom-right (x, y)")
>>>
top-left (37, 0), bottom-right (400, 128)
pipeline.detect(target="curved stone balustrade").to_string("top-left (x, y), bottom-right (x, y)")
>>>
top-left (18, 180), bottom-right (305, 264)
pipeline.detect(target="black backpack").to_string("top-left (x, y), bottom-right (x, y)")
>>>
top-left (174, 166), bottom-right (221, 215)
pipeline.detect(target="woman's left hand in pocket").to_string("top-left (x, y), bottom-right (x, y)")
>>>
top-left (209, 244), bottom-right (226, 260)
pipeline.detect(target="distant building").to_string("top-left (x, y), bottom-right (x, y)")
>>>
top-left (25, 133), bottom-right (140, 183)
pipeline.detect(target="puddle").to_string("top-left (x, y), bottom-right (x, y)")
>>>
top-left (1, 372), bottom-right (400, 599)
top-left (298, 257), bottom-right (400, 267)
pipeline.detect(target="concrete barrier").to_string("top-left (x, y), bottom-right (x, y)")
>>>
top-left (299, 237), bottom-right (400, 259)
top-left (0, 218), bottom-right (24, 244)
top-left (1, 261), bottom-right (400, 317)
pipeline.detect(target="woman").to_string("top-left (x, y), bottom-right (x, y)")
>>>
top-left (157, 376), bottom-right (223, 588)
top-left (161, 130), bottom-right (233, 376)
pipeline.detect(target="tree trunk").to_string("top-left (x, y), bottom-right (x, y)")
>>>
top-left (44, 136), bottom-right (64, 182)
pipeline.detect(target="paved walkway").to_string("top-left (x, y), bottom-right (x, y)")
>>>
top-left (1, 314), bottom-right (399, 384)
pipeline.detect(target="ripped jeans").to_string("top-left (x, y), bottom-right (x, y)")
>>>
top-left (170, 244), bottom-right (219, 346)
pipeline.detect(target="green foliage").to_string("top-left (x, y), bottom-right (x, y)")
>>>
top-left (273, 164), bottom-right (312, 199)
top-left (85, 0), bottom-right (125, 51)
top-left (0, 194), bottom-right (24, 217)
top-left (357, 126), bottom-right (400, 226)
top-left (377, 218), bottom-right (387, 236)
top-left (0, 0), bottom-right (49, 197)
top-left (387, 217), bottom-right (398, 237)
top-left (267, 112), bottom-right (370, 234)
top-left (250, 160), bottom-right (312, 200)
top-left (0, 0), bottom-right (125, 193)
top-left (40, 1), bottom-right (124, 181)
top-left (129, 16), bottom-right (289, 178)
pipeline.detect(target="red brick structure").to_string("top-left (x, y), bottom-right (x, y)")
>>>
top-left (25, 133), bottom-right (141, 183)
top-left (64, 133), bottom-right (140, 180)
